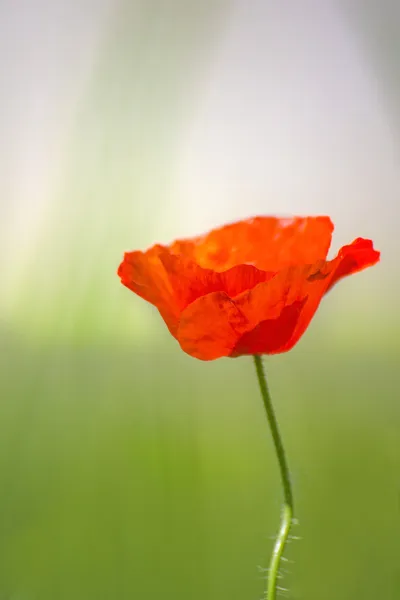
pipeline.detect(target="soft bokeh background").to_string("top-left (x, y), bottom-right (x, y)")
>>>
top-left (1, 1), bottom-right (399, 598)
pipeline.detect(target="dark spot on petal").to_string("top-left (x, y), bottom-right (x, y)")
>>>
top-left (307, 270), bottom-right (329, 282)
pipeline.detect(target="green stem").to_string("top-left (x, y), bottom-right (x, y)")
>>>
top-left (253, 355), bottom-right (294, 600)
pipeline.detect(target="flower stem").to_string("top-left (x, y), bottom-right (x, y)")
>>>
top-left (253, 355), bottom-right (294, 600)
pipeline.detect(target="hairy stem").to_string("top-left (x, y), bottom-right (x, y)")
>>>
top-left (253, 355), bottom-right (294, 600)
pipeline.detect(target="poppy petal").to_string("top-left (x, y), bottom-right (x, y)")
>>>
top-left (177, 292), bottom-right (248, 360)
top-left (231, 299), bottom-right (307, 356)
top-left (182, 216), bottom-right (334, 271)
top-left (230, 265), bottom-right (313, 355)
top-left (326, 238), bottom-right (380, 291)
top-left (118, 246), bottom-right (180, 335)
top-left (177, 265), bottom-right (312, 360)
top-left (158, 252), bottom-right (275, 310)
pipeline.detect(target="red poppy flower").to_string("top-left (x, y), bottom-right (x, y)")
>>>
top-left (118, 216), bottom-right (380, 360)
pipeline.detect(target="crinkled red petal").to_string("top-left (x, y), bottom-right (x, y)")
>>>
top-left (117, 246), bottom-right (180, 335)
top-left (172, 215), bottom-right (334, 272)
top-left (157, 252), bottom-right (275, 310)
top-left (118, 246), bottom-right (276, 334)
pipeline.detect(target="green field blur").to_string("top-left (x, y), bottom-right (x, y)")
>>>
top-left (2, 1), bottom-right (400, 599)
top-left (0, 329), bottom-right (399, 600)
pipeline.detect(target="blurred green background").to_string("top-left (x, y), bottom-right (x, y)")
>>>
top-left (1, 1), bottom-right (399, 599)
